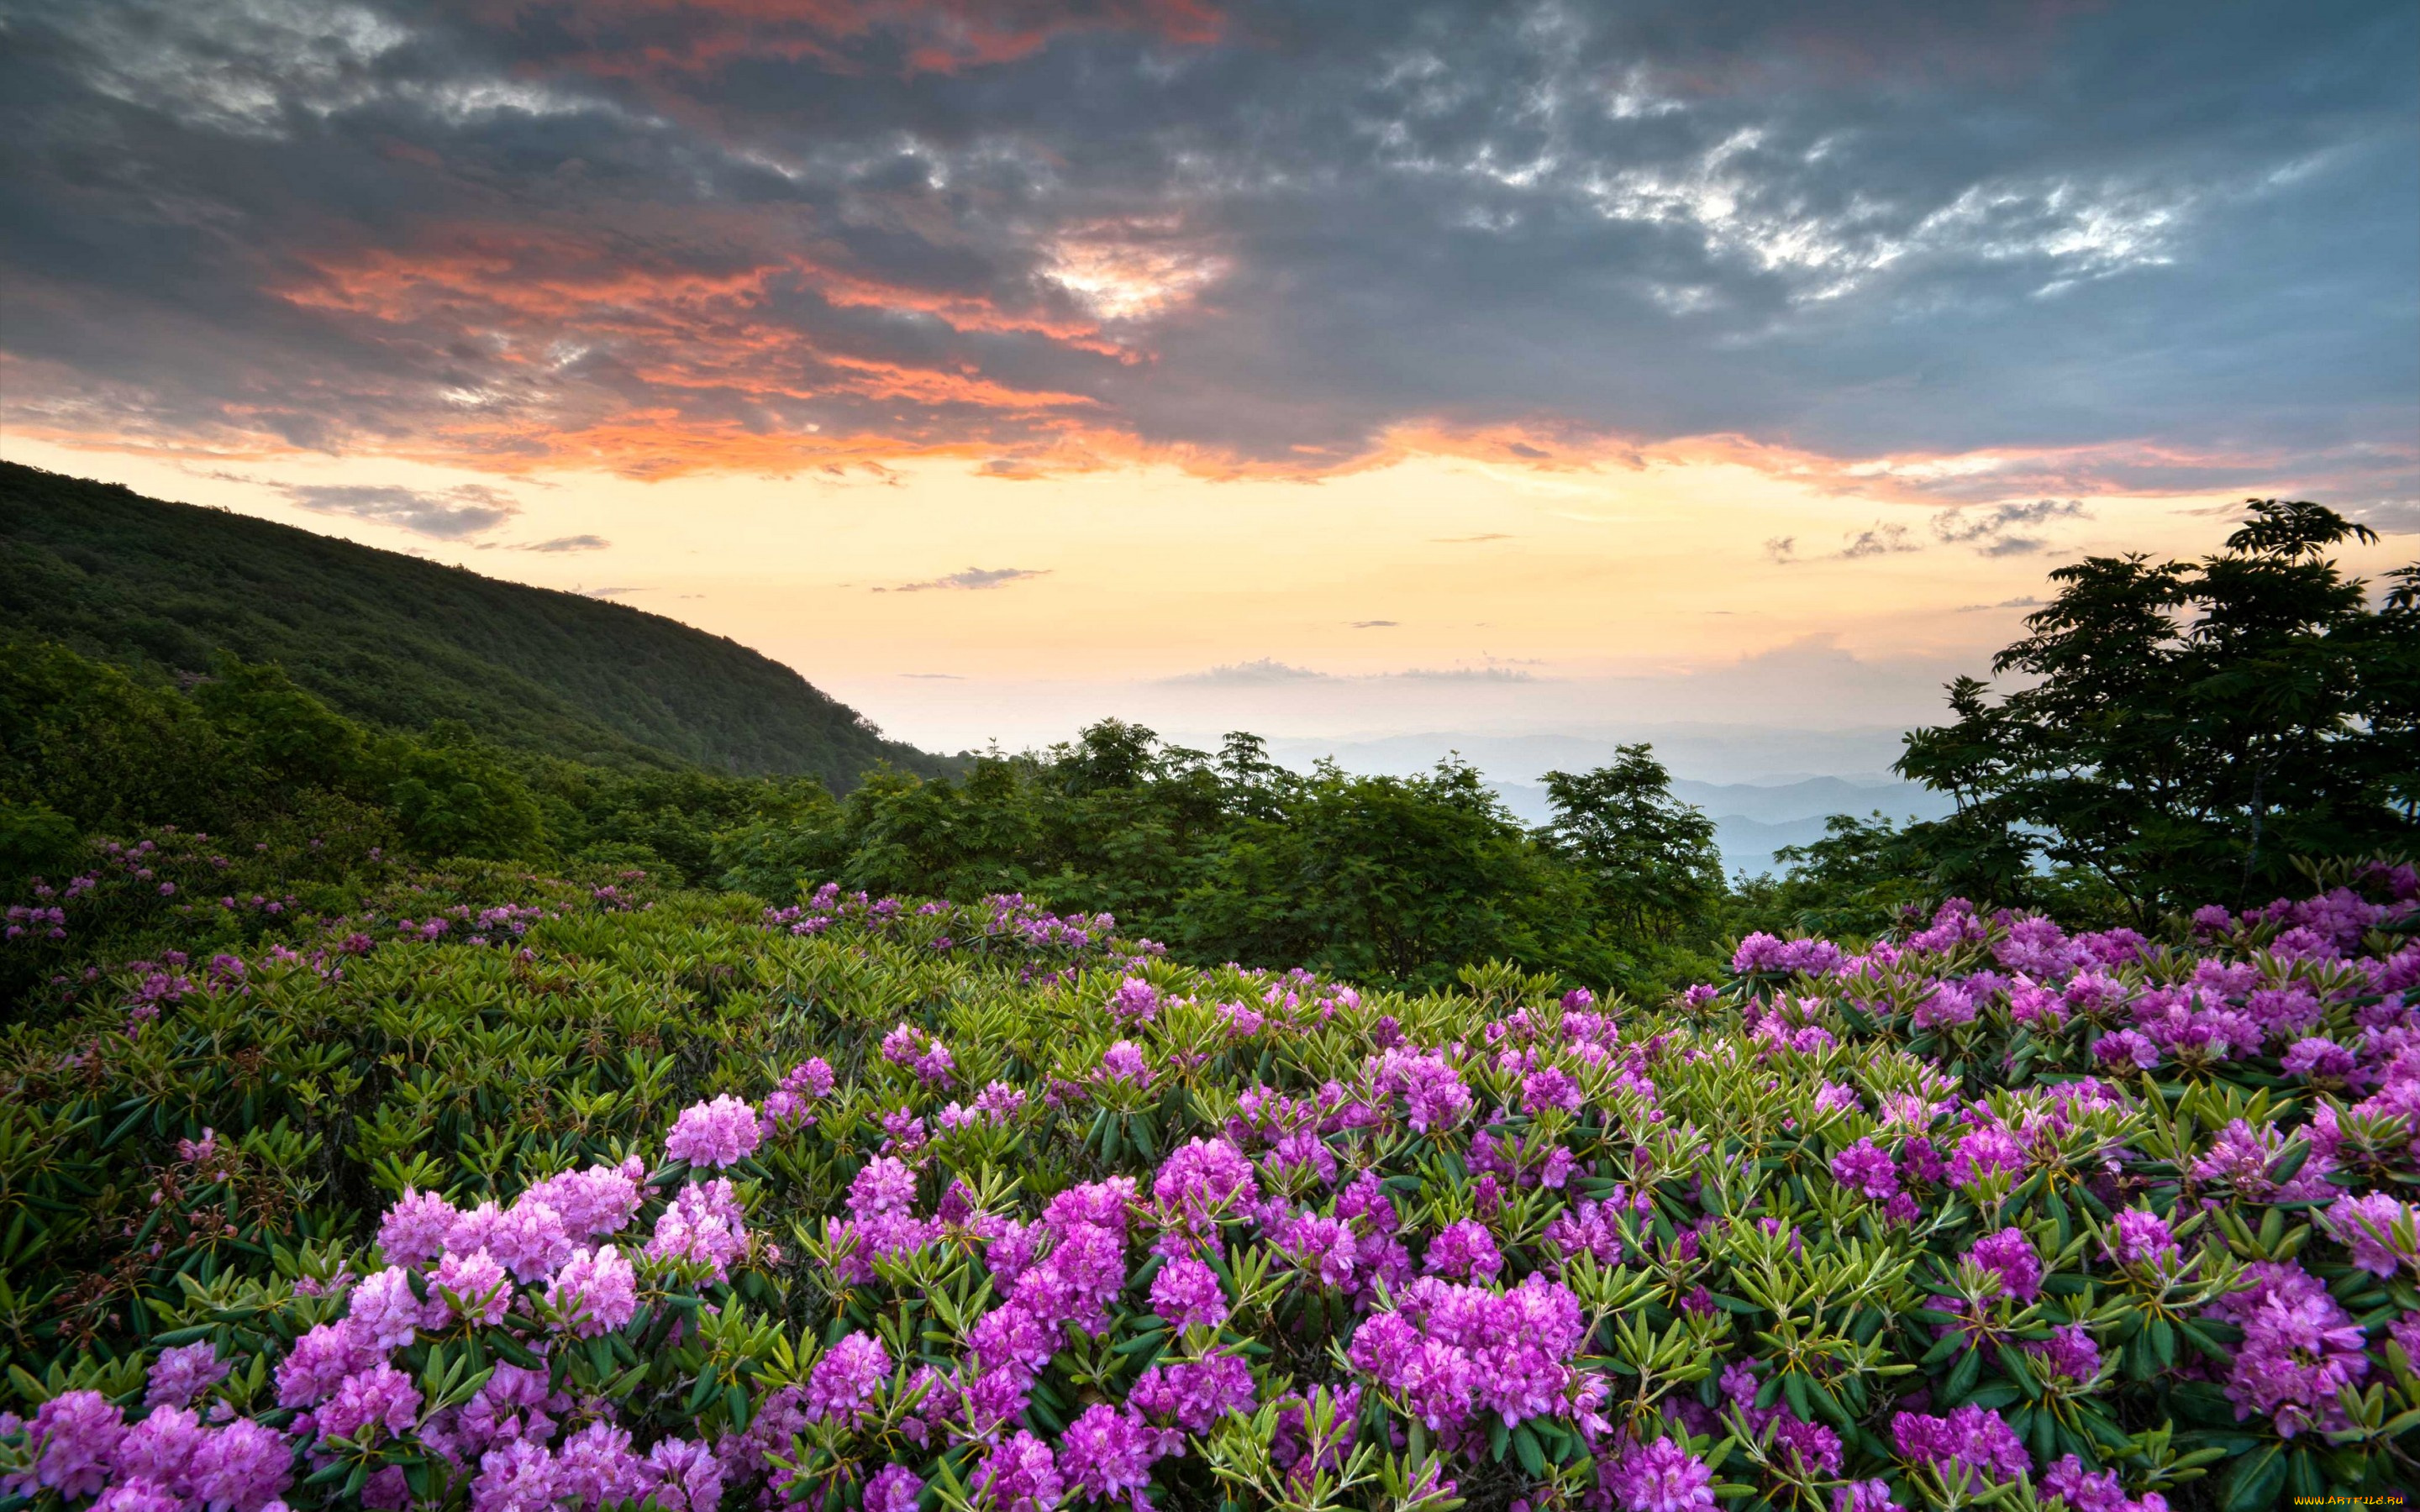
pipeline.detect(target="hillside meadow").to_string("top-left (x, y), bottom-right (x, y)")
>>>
top-left (0, 856), bottom-right (2414, 1512)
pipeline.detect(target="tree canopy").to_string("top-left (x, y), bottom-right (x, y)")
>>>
top-left (1896, 499), bottom-right (2417, 918)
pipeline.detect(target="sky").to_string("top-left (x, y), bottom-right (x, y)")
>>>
top-left (3, 0), bottom-right (2416, 781)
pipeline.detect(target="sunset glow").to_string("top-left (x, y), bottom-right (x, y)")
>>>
top-left (3, 0), bottom-right (2413, 774)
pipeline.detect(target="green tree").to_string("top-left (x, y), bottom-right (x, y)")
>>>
top-left (1175, 759), bottom-right (1606, 990)
top-left (0, 801), bottom-right (78, 881)
top-left (192, 655), bottom-right (366, 792)
top-left (1536, 745), bottom-right (1723, 942)
top-left (1897, 499), bottom-right (2418, 917)
top-left (381, 722), bottom-right (545, 861)
top-left (0, 638), bottom-right (236, 834)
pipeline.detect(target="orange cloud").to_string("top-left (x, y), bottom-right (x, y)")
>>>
top-left (32, 224), bottom-right (2411, 499)
top-left (282, 221), bottom-right (1119, 348)
top-left (251, 216), bottom-right (1127, 473)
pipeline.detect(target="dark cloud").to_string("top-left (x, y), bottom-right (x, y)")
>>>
top-left (1781, 522), bottom-right (1945, 564)
top-left (876, 565), bottom-right (1051, 592)
top-left (1350, 619), bottom-right (1398, 628)
top-left (1956, 594), bottom-right (2044, 612)
top-left (278, 481), bottom-right (518, 538)
top-left (1837, 522), bottom-right (1918, 559)
top-left (0, 0), bottom-right (2411, 493)
top-left (508, 533), bottom-right (612, 552)
top-left (1932, 497), bottom-right (2087, 556)
top-left (2348, 501), bottom-right (2420, 537)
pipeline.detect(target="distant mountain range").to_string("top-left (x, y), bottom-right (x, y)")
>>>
top-left (0, 463), bottom-right (954, 790)
top-left (1253, 729), bottom-right (1952, 876)
top-left (1257, 727), bottom-right (1918, 790)
top-left (1491, 774), bottom-right (1957, 876)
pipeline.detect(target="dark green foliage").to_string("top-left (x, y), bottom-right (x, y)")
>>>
top-left (0, 462), bottom-right (953, 787)
top-left (1173, 758), bottom-right (1613, 990)
top-left (0, 801), bottom-right (78, 880)
top-left (1, 639), bottom-right (252, 835)
top-left (1895, 500), bottom-right (2418, 919)
top-left (2, 640), bottom-right (1729, 1003)
top-left (1727, 811), bottom-right (2126, 945)
top-left (382, 722), bottom-right (547, 861)
top-left (0, 638), bottom-right (836, 1004)
top-left (1536, 745), bottom-right (1726, 941)
top-left (526, 762), bottom-right (834, 886)
top-left (718, 722), bottom-right (1726, 994)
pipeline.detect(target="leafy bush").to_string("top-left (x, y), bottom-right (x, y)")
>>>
top-left (2, 856), bottom-right (2415, 1511)
top-left (5, 643), bottom-right (1728, 998)
top-left (716, 728), bottom-right (1728, 996)
top-left (383, 727), bottom-right (546, 864)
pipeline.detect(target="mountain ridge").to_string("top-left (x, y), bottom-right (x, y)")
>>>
top-left (0, 461), bottom-right (953, 790)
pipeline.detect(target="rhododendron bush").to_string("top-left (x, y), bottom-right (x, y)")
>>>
top-left (3, 870), bottom-right (2417, 1512)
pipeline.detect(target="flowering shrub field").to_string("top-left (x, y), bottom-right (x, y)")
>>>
top-left (3, 869), bottom-right (2417, 1512)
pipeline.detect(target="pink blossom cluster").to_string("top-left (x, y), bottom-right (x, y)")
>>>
top-left (1889, 1403), bottom-right (2030, 1488)
top-left (663, 1095), bottom-right (762, 1168)
top-left (1366, 1046), bottom-right (1474, 1133)
top-left (878, 1021), bottom-right (955, 1084)
top-left (2208, 1262), bottom-right (2372, 1437)
top-left (1729, 932), bottom-right (1846, 978)
top-left (760, 1058), bottom-right (834, 1130)
top-left (1347, 1273), bottom-right (1604, 1442)
top-left (1, 1389), bottom-right (289, 1512)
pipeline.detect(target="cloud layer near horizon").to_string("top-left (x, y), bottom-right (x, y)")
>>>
top-left (2, 0), bottom-right (2413, 503)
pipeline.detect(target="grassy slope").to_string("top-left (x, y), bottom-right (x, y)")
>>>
top-left (0, 461), bottom-right (954, 789)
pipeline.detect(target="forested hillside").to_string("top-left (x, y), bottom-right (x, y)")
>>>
top-left (0, 463), bottom-right (951, 787)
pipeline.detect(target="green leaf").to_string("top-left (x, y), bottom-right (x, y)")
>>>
top-left (1512, 1422), bottom-right (1546, 1477)
top-left (2223, 1444), bottom-right (2285, 1512)
top-left (1943, 1344), bottom-right (1982, 1404)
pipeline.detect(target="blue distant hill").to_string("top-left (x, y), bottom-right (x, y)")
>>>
top-left (1491, 774), bottom-right (1955, 876)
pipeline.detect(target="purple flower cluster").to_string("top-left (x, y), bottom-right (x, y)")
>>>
top-left (664, 1095), bottom-right (763, 1168)
top-left (2041, 1454), bottom-right (2170, 1512)
top-left (1890, 1404), bottom-right (2029, 1488)
top-left (1368, 1047), bottom-right (1473, 1133)
top-left (2026, 1323), bottom-right (2104, 1383)
top-left (1148, 1256), bottom-right (1231, 1330)
top-left (1716, 1359), bottom-right (1841, 1476)
top-left (1108, 975), bottom-right (1161, 1022)
top-left (879, 1022), bottom-right (956, 1085)
top-left (645, 1179), bottom-right (752, 1280)
top-left (1347, 1274), bottom-right (1602, 1441)
top-left (2212, 1262), bottom-right (2371, 1436)
top-left (1599, 1436), bottom-right (1716, 1512)
top-left (2323, 1192), bottom-right (2417, 1279)
top-left (1731, 933), bottom-right (1845, 978)
top-left (1828, 1138), bottom-right (1899, 1200)
top-left (1128, 1354), bottom-right (1256, 1435)
top-left (3, 1390), bottom-right (289, 1511)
